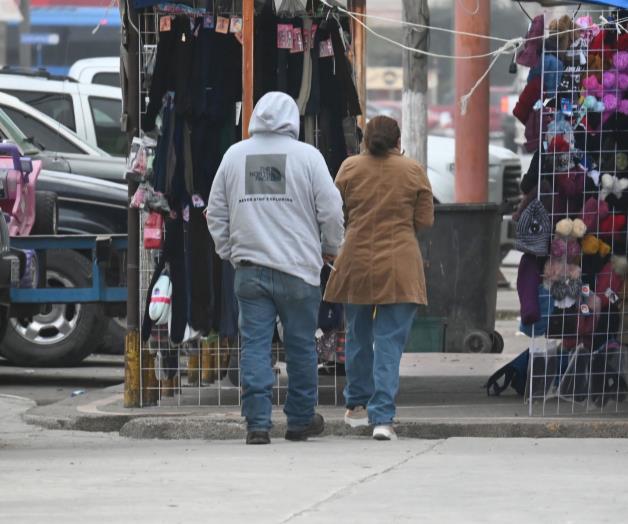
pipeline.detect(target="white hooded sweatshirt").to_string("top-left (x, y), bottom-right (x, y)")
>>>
top-left (206, 92), bottom-right (344, 286)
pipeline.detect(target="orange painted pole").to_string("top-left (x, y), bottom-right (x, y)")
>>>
top-left (454, 0), bottom-right (490, 203)
top-left (242, 0), bottom-right (254, 139)
top-left (348, 0), bottom-right (366, 131)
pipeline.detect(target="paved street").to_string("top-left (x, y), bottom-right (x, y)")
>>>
top-left (2, 394), bottom-right (628, 524)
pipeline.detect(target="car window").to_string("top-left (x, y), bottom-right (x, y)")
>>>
top-left (88, 96), bottom-right (125, 156)
top-left (3, 90), bottom-right (76, 131)
top-left (92, 72), bottom-right (120, 88)
top-left (0, 105), bottom-right (84, 155)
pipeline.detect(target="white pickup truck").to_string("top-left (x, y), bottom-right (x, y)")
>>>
top-left (426, 135), bottom-right (521, 258)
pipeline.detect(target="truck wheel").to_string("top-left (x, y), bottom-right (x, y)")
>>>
top-left (0, 250), bottom-right (105, 367)
top-left (98, 317), bottom-right (126, 355)
top-left (32, 191), bottom-right (58, 235)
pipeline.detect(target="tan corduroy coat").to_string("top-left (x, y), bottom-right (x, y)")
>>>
top-left (324, 151), bottom-right (434, 305)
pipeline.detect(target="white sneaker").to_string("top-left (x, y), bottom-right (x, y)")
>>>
top-left (373, 425), bottom-right (397, 441)
top-left (344, 406), bottom-right (369, 428)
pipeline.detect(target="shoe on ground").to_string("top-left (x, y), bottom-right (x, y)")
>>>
top-left (246, 431), bottom-right (270, 445)
top-left (373, 425), bottom-right (397, 441)
top-left (285, 413), bottom-right (325, 441)
top-left (344, 406), bottom-right (369, 428)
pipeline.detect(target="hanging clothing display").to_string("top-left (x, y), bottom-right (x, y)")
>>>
top-left (512, 10), bottom-right (628, 412)
top-left (131, 0), bottom-right (362, 356)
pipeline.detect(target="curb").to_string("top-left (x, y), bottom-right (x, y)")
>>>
top-left (118, 416), bottom-right (628, 440)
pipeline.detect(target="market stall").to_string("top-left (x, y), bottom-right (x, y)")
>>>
top-left (120, 0), bottom-right (366, 407)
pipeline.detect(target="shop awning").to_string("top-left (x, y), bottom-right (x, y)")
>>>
top-left (28, 6), bottom-right (120, 27)
top-left (0, 0), bottom-right (23, 23)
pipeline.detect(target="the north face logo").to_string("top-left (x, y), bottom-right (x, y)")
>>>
top-left (250, 166), bottom-right (282, 182)
top-left (245, 154), bottom-right (287, 195)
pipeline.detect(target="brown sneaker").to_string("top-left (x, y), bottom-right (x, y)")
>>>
top-left (344, 406), bottom-right (369, 428)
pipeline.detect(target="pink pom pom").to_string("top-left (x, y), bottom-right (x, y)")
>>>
top-left (621, 99), bottom-right (628, 115)
top-left (567, 239), bottom-right (581, 259)
top-left (603, 93), bottom-right (619, 111)
top-left (619, 73), bottom-right (628, 90)
top-left (613, 51), bottom-right (628, 71)
top-left (551, 238), bottom-right (567, 258)
top-left (582, 75), bottom-right (603, 97)
top-left (603, 71), bottom-right (618, 89)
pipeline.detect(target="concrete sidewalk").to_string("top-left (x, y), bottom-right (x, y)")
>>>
top-left (20, 260), bottom-right (628, 441)
top-left (23, 359), bottom-right (628, 440)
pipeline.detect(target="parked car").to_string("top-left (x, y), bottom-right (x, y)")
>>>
top-left (0, 67), bottom-right (125, 156)
top-left (0, 94), bottom-right (125, 183)
top-left (69, 57), bottom-right (120, 87)
top-left (0, 166), bottom-right (127, 366)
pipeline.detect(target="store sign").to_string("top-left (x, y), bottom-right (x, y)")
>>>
top-left (20, 33), bottom-right (60, 46)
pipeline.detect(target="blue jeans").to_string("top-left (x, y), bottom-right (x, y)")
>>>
top-left (235, 265), bottom-right (321, 432)
top-left (344, 303), bottom-right (417, 425)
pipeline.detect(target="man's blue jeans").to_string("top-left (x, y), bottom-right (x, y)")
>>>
top-left (344, 303), bottom-right (417, 425)
top-left (235, 265), bottom-right (321, 432)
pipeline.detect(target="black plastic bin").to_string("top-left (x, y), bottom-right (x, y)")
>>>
top-left (412, 203), bottom-right (503, 354)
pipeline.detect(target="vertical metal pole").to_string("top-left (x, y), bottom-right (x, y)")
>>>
top-left (122, 0), bottom-right (141, 408)
top-left (348, 0), bottom-right (366, 131)
top-left (242, 0), bottom-right (255, 139)
top-left (454, 0), bottom-right (490, 202)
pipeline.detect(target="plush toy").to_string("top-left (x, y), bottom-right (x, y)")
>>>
top-left (600, 173), bottom-right (628, 200)
top-left (549, 15), bottom-right (575, 52)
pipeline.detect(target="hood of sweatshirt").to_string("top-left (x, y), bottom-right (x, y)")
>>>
top-left (248, 91), bottom-right (300, 139)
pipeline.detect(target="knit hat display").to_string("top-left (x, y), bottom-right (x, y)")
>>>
top-left (517, 14), bottom-right (544, 67)
top-left (581, 234), bottom-right (612, 257)
top-left (515, 199), bottom-right (551, 256)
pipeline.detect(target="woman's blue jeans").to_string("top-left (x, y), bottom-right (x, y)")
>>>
top-left (344, 303), bottom-right (417, 425)
top-left (235, 265), bottom-right (321, 432)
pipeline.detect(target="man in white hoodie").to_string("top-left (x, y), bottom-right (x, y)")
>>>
top-left (206, 92), bottom-right (344, 445)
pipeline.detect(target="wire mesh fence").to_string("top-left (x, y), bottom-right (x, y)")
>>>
top-left (135, 8), bottom-right (343, 408)
top-left (528, 9), bottom-right (628, 415)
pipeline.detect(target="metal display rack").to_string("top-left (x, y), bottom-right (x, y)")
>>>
top-left (135, 6), bottom-right (345, 407)
top-left (529, 9), bottom-right (628, 416)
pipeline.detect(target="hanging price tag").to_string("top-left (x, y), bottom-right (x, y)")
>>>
top-left (277, 23), bottom-right (294, 49)
top-left (216, 16), bottom-right (230, 34)
top-left (203, 15), bottom-right (214, 29)
top-left (319, 37), bottom-right (334, 58)
top-left (291, 27), bottom-right (304, 53)
top-left (230, 16), bottom-right (243, 34)
top-left (159, 16), bottom-right (172, 32)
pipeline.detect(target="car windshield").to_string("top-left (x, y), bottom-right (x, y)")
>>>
top-left (0, 107), bottom-right (40, 156)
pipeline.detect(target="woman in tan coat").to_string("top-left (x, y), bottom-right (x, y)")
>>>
top-left (324, 116), bottom-right (434, 441)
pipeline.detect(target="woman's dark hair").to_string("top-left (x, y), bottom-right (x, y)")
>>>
top-left (364, 115), bottom-right (401, 157)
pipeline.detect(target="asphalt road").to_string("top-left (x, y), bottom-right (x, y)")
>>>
top-left (2, 394), bottom-right (628, 524)
top-left (0, 354), bottom-right (123, 406)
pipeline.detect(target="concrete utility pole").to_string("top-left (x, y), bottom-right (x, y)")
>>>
top-left (401, 0), bottom-right (429, 167)
top-left (18, 0), bottom-right (31, 67)
top-left (454, 0), bottom-right (489, 202)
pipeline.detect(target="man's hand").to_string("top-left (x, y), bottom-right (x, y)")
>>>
top-left (323, 254), bottom-right (336, 269)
